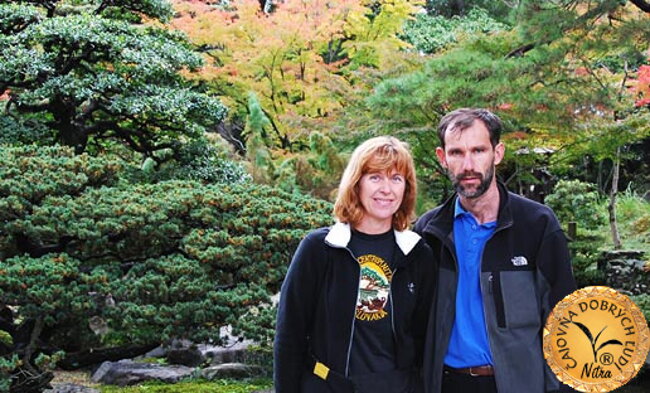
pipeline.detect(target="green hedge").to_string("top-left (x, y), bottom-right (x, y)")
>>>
top-left (0, 145), bottom-right (332, 385)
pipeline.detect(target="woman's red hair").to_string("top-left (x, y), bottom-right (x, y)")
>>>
top-left (333, 136), bottom-right (417, 231)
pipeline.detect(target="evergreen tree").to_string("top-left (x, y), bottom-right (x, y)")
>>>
top-left (0, 0), bottom-right (226, 159)
top-left (0, 145), bottom-right (332, 392)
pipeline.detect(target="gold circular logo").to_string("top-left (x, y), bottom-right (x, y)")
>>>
top-left (543, 286), bottom-right (650, 392)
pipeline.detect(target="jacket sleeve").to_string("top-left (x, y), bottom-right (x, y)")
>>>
top-left (412, 241), bottom-right (437, 367)
top-left (536, 226), bottom-right (578, 393)
top-left (536, 228), bottom-right (577, 317)
top-left (274, 233), bottom-right (325, 393)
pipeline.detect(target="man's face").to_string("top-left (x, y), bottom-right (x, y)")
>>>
top-left (436, 120), bottom-right (504, 199)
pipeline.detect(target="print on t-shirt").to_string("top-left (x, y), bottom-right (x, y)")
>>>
top-left (355, 254), bottom-right (393, 322)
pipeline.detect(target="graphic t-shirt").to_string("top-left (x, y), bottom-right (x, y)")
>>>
top-left (347, 229), bottom-right (397, 376)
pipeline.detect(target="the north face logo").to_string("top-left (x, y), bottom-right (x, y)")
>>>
top-left (511, 256), bottom-right (528, 266)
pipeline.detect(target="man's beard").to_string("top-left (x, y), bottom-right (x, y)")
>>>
top-left (449, 164), bottom-right (494, 199)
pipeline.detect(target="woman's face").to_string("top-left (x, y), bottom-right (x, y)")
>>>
top-left (356, 168), bottom-right (406, 234)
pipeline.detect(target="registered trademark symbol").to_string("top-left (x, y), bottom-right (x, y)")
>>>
top-left (600, 352), bottom-right (614, 365)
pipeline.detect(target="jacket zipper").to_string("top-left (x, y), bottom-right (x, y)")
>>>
top-left (423, 194), bottom-right (513, 393)
top-left (326, 237), bottom-right (404, 377)
top-left (340, 245), bottom-right (361, 378)
top-left (480, 226), bottom-right (509, 393)
top-left (388, 268), bottom-right (398, 340)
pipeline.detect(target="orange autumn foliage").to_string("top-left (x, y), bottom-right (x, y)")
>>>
top-left (171, 0), bottom-right (421, 146)
top-left (632, 64), bottom-right (650, 107)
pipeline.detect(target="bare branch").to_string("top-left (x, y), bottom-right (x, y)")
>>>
top-left (506, 43), bottom-right (537, 58)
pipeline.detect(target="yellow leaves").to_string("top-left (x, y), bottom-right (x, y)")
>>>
top-left (346, 0), bottom-right (421, 40)
top-left (342, 0), bottom-right (420, 70)
top-left (171, 0), bottom-right (406, 132)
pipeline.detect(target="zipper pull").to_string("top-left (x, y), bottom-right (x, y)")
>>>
top-left (488, 274), bottom-right (493, 293)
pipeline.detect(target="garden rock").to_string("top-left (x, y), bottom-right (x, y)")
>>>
top-left (44, 384), bottom-right (100, 393)
top-left (91, 360), bottom-right (194, 386)
top-left (167, 346), bottom-right (206, 367)
top-left (201, 363), bottom-right (264, 380)
top-left (599, 250), bottom-right (648, 296)
top-left (199, 325), bottom-right (257, 365)
top-left (200, 343), bottom-right (249, 365)
top-left (143, 345), bottom-right (166, 359)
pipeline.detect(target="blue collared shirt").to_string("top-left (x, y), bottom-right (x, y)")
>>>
top-left (444, 198), bottom-right (496, 368)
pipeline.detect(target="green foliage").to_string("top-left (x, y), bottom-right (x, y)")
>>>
top-left (3, 178), bottom-right (331, 338)
top-left (0, 144), bottom-right (122, 258)
top-left (367, 1), bottom-right (650, 203)
top-left (630, 294), bottom-right (650, 325)
top-left (546, 180), bottom-right (606, 229)
top-left (402, 8), bottom-right (508, 54)
top-left (0, 3), bottom-right (40, 34)
top-left (153, 137), bottom-right (251, 184)
top-left (244, 93), bottom-right (347, 199)
top-left (99, 0), bottom-right (175, 22)
top-left (99, 378), bottom-right (272, 393)
top-left (0, 145), bottom-right (331, 386)
top-left (0, 1), bottom-right (226, 155)
top-left (231, 305), bottom-right (277, 347)
top-left (0, 254), bottom-right (98, 324)
top-left (0, 330), bottom-right (12, 347)
top-left (425, 0), bottom-right (514, 19)
top-left (609, 188), bottom-right (650, 248)
top-left (0, 354), bottom-right (19, 393)
top-left (0, 114), bottom-right (53, 145)
top-left (570, 231), bottom-right (607, 288)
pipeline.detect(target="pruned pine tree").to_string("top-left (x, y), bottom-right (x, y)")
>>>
top-left (0, 0), bottom-right (226, 161)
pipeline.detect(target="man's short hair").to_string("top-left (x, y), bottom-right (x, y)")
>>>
top-left (437, 108), bottom-right (503, 149)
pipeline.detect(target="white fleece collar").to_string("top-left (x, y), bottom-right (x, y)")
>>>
top-left (324, 222), bottom-right (421, 255)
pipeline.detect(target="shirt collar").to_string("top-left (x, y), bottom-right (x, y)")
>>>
top-left (453, 197), bottom-right (497, 228)
top-left (324, 222), bottom-right (421, 255)
top-left (454, 197), bottom-right (467, 218)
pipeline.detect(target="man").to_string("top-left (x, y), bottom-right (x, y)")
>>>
top-left (414, 108), bottom-right (577, 393)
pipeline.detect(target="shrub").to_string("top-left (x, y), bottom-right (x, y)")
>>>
top-left (545, 179), bottom-right (606, 229)
top-left (149, 137), bottom-right (251, 185)
top-left (401, 8), bottom-right (508, 54)
top-left (0, 145), bottom-right (332, 389)
top-left (569, 231), bottom-right (607, 288)
top-left (630, 294), bottom-right (650, 325)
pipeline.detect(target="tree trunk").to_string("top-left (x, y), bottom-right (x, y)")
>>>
top-left (608, 148), bottom-right (622, 249)
top-left (11, 317), bottom-right (54, 393)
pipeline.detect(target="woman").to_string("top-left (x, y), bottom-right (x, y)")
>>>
top-left (274, 136), bottom-right (435, 393)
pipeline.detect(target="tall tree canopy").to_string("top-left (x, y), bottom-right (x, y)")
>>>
top-left (367, 0), bottom-right (650, 201)
top-left (171, 0), bottom-right (423, 150)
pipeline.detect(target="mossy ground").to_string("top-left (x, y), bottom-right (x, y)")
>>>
top-left (99, 379), bottom-right (272, 393)
top-left (51, 371), bottom-right (272, 393)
